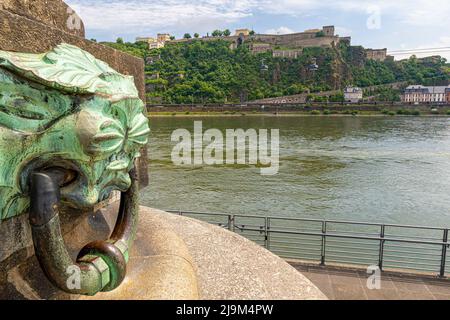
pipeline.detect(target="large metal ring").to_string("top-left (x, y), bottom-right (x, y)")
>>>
top-left (29, 168), bottom-right (139, 296)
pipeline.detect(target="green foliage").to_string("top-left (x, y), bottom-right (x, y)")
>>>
top-left (194, 33), bottom-right (200, 38)
top-left (103, 39), bottom-right (449, 104)
top-left (145, 78), bottom-right (168, 86)
top-left (307, 95), bottom-right (328, 102)
top-left (364, 86), bottom-right (401, 102)
top-left (316, 31), bottom-right (325, 37)
top-left (103, 41), bottom-right (148, 58)
top-left (396, 109), bottom-right (420, 116)
top-left (329, 92), bottom-right (345, 102)
top-left (223, 29), bottom-right (231, 37)
top-left (116, 37), bottom-right (124, 44)
top-left (212, 30), bottom-right (224, 37)
top-left (184, 33), bottom-right (192, 39)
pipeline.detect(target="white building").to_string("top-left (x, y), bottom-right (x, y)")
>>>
top-left (149, 42), bottom-right (165, 49)
top-left (344, 87), bottom-right (363, 103)
top-left (136, 34), bottom-right (172, 50)
top-left (402, 85), bottom-right (449, 103)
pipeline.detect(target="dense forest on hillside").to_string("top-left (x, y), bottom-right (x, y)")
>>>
top-left (103, 39), bottom-right (450, 104)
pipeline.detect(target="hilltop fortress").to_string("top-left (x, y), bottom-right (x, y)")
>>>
top-left (139, 26), bottom-right (388, 62)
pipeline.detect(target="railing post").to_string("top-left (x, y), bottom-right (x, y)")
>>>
top-left (231, 215), bottom-right (236, 233)
top-left (440, 229), bottom-right (448, 278)
top-left (227, 215), bottom-right (232, 231)
top-left (266, 218), bottom-right (271, 251)
top-left (320, 221), bottom-right (326, 266)
top-left (264, 217), bottom-right (268, 249)
top-left (379, 225), bottom-right (385, 271)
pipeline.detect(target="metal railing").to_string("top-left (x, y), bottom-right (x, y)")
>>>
top-left (167, 210), bottom-right (450, 278)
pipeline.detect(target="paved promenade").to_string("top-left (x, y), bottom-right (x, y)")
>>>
top-left (291, 263), bottom-right (450, 300)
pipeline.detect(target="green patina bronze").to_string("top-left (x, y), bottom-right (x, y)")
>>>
top-left (0, 43), bottom-right (150, 221)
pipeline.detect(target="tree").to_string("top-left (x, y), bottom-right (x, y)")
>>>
top-left (223, 29), bottom-right (231, 37)
top-left (170, 36), bottom-right (176, 40)
top-left (194, 33), bottom-right (200, 38)
top-left (116, 37), bottom-right (124, 44)
top-left (103, 38), bottom-right (449, 104)
top-left (212, 30), bottom-right (223, 37)
top-left (183, 33), bottom-right (192, 39)
top-left (316, 31), bottom-right (325, 37)
top-left (249, 30), bottom-right (256, 36)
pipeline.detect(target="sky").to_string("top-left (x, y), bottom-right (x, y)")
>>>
top-left (65, 0), bottom-right (450, 60)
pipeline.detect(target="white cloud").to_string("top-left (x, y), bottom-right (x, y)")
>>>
top-left (265, 26), bottom-right (295, 35)
top-left (335, 26), bottom-right (353, 36)
top-left (391, 36), bottom-right (450, 61)
top-left (65, 0), bottom-right (450, 54)
top-left (67, 0), bottom-right (257, 38)
top-left (257, 0), bottom-right (450, 28)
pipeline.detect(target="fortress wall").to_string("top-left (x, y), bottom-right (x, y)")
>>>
top-left (170, 32), bottom-right (341, 51)
top-left (252, 34), bottom-right (338, 48)
top-left (292, 37), bottom-right (338, 48)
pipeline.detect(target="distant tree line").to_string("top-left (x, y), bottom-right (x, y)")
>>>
top-left (102, 39), bottom-right (450, 104)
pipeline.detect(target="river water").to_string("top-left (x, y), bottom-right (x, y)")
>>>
top-left (141, 116), bottom-right (450, 228)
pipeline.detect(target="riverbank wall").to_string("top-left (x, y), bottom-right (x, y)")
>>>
top-left (148, 103), bottom-right (450, 114)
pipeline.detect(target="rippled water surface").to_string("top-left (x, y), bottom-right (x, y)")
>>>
top-left (141, 116), bottom-right (450, 227)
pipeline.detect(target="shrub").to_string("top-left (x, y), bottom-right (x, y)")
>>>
top-left (411, 110), bottom-right (420, 116)
top-left (388, 111), bottom-right (396, 116)
top-left (403, 110), bottom-right (412, 116)
top-left (323, 109), bottom-right (331, 115)
top-left (310, 110), bottom-right (321, 115)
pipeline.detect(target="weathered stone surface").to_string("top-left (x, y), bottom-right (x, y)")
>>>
top-left (0, 204), bottom-right (120, 299)
top-left (82, 210), bottom-right (199, 300)
top-left (2, 205), bottom-right (200, 300)
top-left (0, 0), bottom-right (85, 37)
top-left (135, 208), bottom-right (327, 300)
top-left (3, 206), bottom-right (325, 300)
top-left (0, 215), bottom-right (32, 263)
